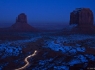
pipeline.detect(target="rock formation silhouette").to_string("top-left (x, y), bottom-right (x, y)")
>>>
top-left (0, 13), bottom-right (37, 32)
top-left (11, 13), bottom-right (36, 32)
top-left (70, 8), bottom-right (94, 26)
top-left (70, 8), bottom-right (95, 34)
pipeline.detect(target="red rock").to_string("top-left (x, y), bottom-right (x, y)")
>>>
top-left (70, 8), bottom-right (94, 26)
top-left (11, 13), bottom-right (37, 32)
top-left (16, 13), bottom-right (27, 23)
top-left (69, 8), bottom-right (95, 34)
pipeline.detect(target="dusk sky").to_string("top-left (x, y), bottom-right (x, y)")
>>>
top-left (0, 0), bottom-right (95, 28)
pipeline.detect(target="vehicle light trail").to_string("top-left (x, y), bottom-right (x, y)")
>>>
top-left (15, 50), bottom-right (37, 70)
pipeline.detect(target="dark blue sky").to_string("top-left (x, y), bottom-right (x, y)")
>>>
top-left (0, 0), bottom-right (95, 28)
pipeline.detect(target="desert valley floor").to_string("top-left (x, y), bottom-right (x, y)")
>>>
top-left (0, 32), bottom-right (95, 70)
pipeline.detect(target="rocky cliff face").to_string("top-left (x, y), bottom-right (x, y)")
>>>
top-left (16, 13), bottom-right (27, 24)
top-left (70, 8), bottom-right (94, 26)
top-left (70, 8), bottom-right (95, 34)
top-left (11, 13), bottom-right (36, 32)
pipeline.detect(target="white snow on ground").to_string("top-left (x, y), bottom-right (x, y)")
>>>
top-left (0, 33), bottom-right (95, 69)
top-left (68, 54), bottom-right (88, 66)
top-left (0, 63), bottom-right (8, 70)
top-left (44, 40), bottom-right (85, 54)
top-left (42, 35), bottom-right (95, 69)
top-left (64, 24), bottom-right (77, 31)
top-left (32, 54), bottom-right (95, 70)
top-left (68, 59), bottom-right (81, 66)
top-left (54, 66), bottom-right (69, 70)
top-left (33, 57), bottom-right (70, 70)
top-left (0, 44), bottom-right (22, 59)
top-left (4, 36), bottom-right (42, 47)
top-left (77, 55), bottom-right (88, 62)
top-left (44, 34), bottom-right (95, 54)
top-left (85, 54), bottom-right (95, 61)
top-left (0, 35), bottom-right (42, 59)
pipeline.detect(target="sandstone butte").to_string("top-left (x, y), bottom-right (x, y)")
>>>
top-left (0, 13), bottom-right (37, 32)
top-left (11, 13), bottom-right (37, 32)
top-left (69, 8), bottom-right (95, 34)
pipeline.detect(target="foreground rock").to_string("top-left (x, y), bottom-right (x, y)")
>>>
top-left (69, 8), bottom-right (95, 34)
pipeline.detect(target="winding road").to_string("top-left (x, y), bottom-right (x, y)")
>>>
top-left (15, 50), bottom-right (37, 70)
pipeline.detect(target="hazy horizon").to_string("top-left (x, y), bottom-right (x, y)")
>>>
top-left (0, 0), bottom-right (95, 29)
